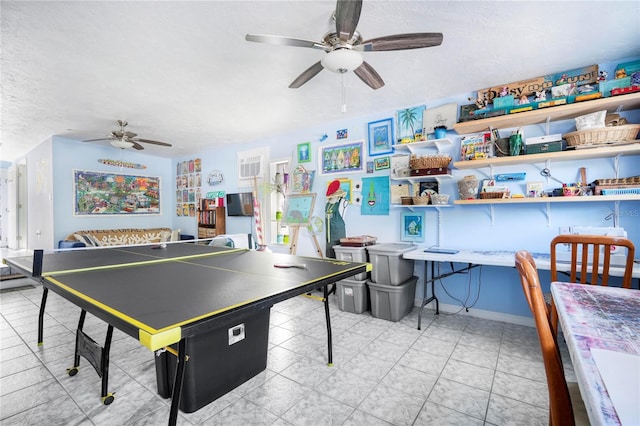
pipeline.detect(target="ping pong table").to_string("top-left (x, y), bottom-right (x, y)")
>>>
top-left (4, 242), bottom-right (369, 426)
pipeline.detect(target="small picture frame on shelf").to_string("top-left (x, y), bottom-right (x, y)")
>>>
top-left (367, 118), bottom-right (394, 156)
top-left (526, 182), bottom-right (544, 198)
top-left (400, 211), bottom-right (425, 242)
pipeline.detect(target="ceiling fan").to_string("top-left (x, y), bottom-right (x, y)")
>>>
top-left (245, 0), bottom-right (443, 90)
top-left (82, 120), bottom-right (172, 150)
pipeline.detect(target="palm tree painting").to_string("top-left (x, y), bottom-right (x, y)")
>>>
top-left (396, 105), bottom-right (426, 143)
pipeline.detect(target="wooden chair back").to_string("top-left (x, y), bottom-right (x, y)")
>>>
top-left (550, 234), bottom-right (635, 289)
top-left (515, 250), bottom-right (574, 426)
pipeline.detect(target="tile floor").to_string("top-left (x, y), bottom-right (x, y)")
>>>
top-left (0, 277), bottom-right (574, 425)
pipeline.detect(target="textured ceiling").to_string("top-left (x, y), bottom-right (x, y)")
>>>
top-left (1, 1), bottom-right (639, 162)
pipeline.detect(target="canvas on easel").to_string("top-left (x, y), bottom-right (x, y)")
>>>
top-left (284, 193), bottom-right (322, 256)
top-left (283, 193), bottom-right (316, 226)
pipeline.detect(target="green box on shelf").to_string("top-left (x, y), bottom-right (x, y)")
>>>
top-left (526, 140), bottom-right (566, 155)
top-left (493, 95), bottom-right (515, 109)
top-left (600, 77), bottom-right (631, 97)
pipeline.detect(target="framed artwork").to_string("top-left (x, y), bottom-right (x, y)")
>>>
top-left (361, 176), bottom-right (389, 215)
top-left (367, 118), bottom-right (394, 156)
top-left (283, 193), bottom-right (316, 226)
top-left (319, 141), bottom-right (363, 174)
top-left (73, 170), bottom-right (160, 215)
top-left (401, 211), bottom-right (425, 242)
top-left (396, 105), bottom-right (426, 143)
top-left (373, 156), bottom-right (390, 171)
top-left (336, 129), bottom-right (348, 139)
top-left (423, 103), bottom-right (457, 134)
top-left (290, 165), bottom-right (315, 193)
top-left (327, 178), bottom-right (352, 203)
top-left (297, 142), bottom-right (311, 163)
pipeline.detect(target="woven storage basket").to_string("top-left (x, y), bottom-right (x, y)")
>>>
top-left (479, 192), bottom-right (508, 199)
top-left (400, 196), bottom-right (413, 205)
top-left (412, 195), bottom-right (429, 205)
top-left (563, 124), bottom-right (640, 147)
top-left (409, 155), bottom-right (452, 169)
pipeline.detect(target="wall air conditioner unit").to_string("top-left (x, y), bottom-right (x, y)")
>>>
top-left (237, 148), bottom-right (268, 181)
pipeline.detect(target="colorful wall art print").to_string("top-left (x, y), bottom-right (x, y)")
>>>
top-left (361, 176), bottom-right (389, 215)
top-left (320, 141), bottom-right (363, 174)
top-left (401, 211), bottom-right (425, 242)
top-left (367, 118), bottom-right (394, 156)
top-left (74, 170), bottom-right (160, 215)
top-left (396, 105), bottom-right (426, 143)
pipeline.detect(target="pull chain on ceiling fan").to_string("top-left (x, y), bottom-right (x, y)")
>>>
top-left (245, 0), bottom-right (443, 91)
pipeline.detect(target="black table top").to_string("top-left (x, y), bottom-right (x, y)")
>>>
top-left (6, 243), bottom-right (368, 350)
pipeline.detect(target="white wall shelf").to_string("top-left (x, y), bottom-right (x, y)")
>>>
top-left (393, 138), bottom-right (453, 153)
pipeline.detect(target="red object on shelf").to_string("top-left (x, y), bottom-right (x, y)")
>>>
top-left (611, 86), bottom-right (640, 96)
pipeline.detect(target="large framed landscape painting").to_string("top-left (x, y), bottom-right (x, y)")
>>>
top-left (74, 170), bottom-right (161, 215)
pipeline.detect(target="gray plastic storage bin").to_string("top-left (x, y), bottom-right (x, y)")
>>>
top-left (333, 245), bottom-right (370, 280)
top-left (336, 278), bottom-right (369, 314)
top-left (366, 243), bottom-right (415, 285)
top-left (368, 276), bottom-right (417, 322)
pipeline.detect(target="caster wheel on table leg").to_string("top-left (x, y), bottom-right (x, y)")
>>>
top-left (66, 367), bottom-right (79, 376)
top-left (102, 393), bottom-right (115, 405)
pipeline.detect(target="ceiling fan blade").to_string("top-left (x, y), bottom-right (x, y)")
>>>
top-left (135, 138), bottom-right (172, 147)
top-left (335, 0), bottom-right (362, 42)
top-left (82, 138), bottom-right (111, 142)
top-left (355, 33), bottom-right (444, 51)
top-left (353, 61), bottom-right (385, 89)
top-left (289, 61), bottom-right (325, 88)
top-left (245, 34), bottom-right (326, 50)
top-left (132, 142), bottom-right (145, 150)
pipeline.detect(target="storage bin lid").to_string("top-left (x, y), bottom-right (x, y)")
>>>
top-left (366, 243), bottom-right (416, 254)
top-left (333, 244), bottom-right (367, 252)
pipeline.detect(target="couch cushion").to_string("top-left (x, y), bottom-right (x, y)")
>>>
top-left (74, 233), bottom-right (98, 247)
top-left (69, 228), bottom-right (173, 246)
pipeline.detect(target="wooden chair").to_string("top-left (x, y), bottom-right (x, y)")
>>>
top-left (515, 250), bottom-right (589, 426)
top-left (549, 234), bottom-right (635, 333)
top-left (550, 234), bottom-right (635, 288)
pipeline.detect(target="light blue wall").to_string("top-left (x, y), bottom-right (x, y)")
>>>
top-left (171, 56), bottom-right (640, 319)
top-left (52, 136), bottom-right (173, 242)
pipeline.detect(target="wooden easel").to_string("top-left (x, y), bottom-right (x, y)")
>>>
top-left (288, 224), bottom-right (323, 258)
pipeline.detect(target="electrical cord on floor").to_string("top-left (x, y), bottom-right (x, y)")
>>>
top-left (437, 262), bottom-right (483, 315)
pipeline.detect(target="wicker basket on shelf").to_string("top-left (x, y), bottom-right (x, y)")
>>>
top-left (412, 195), bottom-right (429, 205)
top-left (563, 124), bottom-right (640, 147)
top-left (479, 192), bottom-right (509, 199)
top-left (400, 196), bottom-right (413, 205)
top-left (409, 155), bottom-right (452, 170)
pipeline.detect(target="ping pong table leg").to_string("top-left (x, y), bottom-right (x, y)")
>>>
top-left (71, 310), bottom-right (87, 371)
top-left (322, 284), bottom-right (333, 366)
top-left (37, 286), bottom-right (48, 345)
top-left (100, 325), bottom-right (115, 405)
top-left (168, 338), bottom-right (187, 426)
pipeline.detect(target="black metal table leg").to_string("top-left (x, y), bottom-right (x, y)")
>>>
top-left (101, 325), bottom-right (115, 404)
top-left (418, 260), bottom-right (440, 330)
top-left (323, 284), bottom-right (333, 366)
top-left (37, 286), bottom-right (48, 346)
top-left (168, 339), bottom-right (187, 426)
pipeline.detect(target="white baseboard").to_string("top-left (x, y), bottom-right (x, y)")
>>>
top-left (414, 298), bottom-right (534, 327)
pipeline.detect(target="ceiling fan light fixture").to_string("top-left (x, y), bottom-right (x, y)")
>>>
top-left (110, 139), bottom-right (134, 149)
top-left (321, 48), bottom-right (363, 73)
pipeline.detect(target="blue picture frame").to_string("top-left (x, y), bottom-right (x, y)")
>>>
top-left (400, 211), bottom-right (424, 242)
top-left (367, 118), bottom-right (394, 156)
